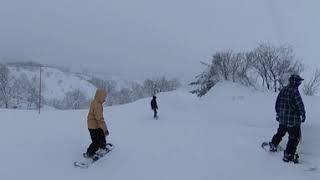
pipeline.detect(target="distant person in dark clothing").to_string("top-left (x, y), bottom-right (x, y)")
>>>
top-left (268, 74), bottom-right (306, 163)
top-left (151, 96), bottom-right (159, 119)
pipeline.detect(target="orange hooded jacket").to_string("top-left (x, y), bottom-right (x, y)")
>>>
top-left (87, 89), bottom-right (108, 132)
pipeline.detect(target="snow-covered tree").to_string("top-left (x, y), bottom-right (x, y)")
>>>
top-left (303, 69), bottom-right (320, 96)
top-left (62, 89), bottom-right (89, 109)
top-left (143, 79), bottom-right (160, 96)
top-left (9, 74), bottom-right (41, 109)
top-left (167, 78), bottom-right (182, 91)
top-left (88, 77), bottom-right (117, 94)
top-left (26, 76), bottom-right (41, 109)
top-left (0, 64), bottom-right (13, 108)
top-left (129, 82), bottom-right (145, 101)
top-left (190, 62), bottom-right (220, 97)
top-left (143, 77), bottom-right (181, 96)
top-left (190, 43), bottom-right (305, 96)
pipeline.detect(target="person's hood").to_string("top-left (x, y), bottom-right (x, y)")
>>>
top-left (289, 74), bottom-right (304, 88)
top-left (94, 89), bottom-right (107, 103)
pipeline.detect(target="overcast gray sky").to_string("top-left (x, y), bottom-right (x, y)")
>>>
top-left (1, 0), bottom-right (319, 81)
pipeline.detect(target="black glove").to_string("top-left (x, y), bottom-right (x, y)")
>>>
top-left (301, 114), bottom-right (306, 123)
top-left (105, 129), bottom-right (109, 136)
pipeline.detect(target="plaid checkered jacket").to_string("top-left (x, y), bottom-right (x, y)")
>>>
top-left (275, 84), bottom-right (305, 127)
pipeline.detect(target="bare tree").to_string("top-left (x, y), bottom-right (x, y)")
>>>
top-left (276, 60), bottom-right (304, 89)
top-left (212, 50), bottom-right (233, 81)
top-left (237, 52), bottom-right (256, 87)
top-left (209, 50), bottom-right (246, 83)
top-left (253, 44), bottom-right (276, 90)
top-left (303, 69), bottom-right (320, 96)
top-left (230, 53), bottom-right (243, 82)
top-left (0, 64), bottom-right (12, 108)
top-left (190, 50), bottom-right (256, 97)
top-left (155, 76), bottom-right (181, 92)
top-left (253, 44), bottom-right (304, 92)
top-left (190, 43), bottom-right (306, 97)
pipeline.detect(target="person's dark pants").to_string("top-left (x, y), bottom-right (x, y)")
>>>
top-left (153, 108), bottom-right (158, 118)
top-left (86, 128), bottom-right (106, 156)
top-left (271, 124), bottom-right (301, 156)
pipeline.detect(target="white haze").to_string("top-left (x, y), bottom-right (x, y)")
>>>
top-left (0, 0), bottom-right (320, 80)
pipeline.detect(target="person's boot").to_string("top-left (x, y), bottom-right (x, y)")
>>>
top-left (283, 153), bottom-right (294, 162)
top-left (269, 142), bottom-right (277, 152)
top-left (83, 152), bottom-right (94, 159)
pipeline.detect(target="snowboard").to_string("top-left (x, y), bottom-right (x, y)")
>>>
top-left (74, 143), bottom-right (114, 169)
top-left (261, 142), bottom-right (317, 172)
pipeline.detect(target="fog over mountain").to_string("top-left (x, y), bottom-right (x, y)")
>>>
top-left (1, 0), bottom-right (319, 80)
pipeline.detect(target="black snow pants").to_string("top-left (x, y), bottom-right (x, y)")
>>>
top-left (86, 128), bottom-right (106, 156)
top-left (153, 108), bottom-right (158, 118)
top-left (271, 124), bottom-right (301, 156)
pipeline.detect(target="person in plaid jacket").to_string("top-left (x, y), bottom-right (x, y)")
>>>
top-left (268, 74), bottom-right (306, 162)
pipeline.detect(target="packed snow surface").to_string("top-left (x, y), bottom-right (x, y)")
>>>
top-left (0, 83), bottom-right (319, 179)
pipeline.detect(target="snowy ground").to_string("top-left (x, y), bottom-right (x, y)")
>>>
top-left (0, 83), bottom-right (319, 180)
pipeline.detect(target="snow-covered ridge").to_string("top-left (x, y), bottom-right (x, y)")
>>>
top-left (8, 65), bottom-right (97, 100)
top-left (2, 63), bottom-right (182, 109)
top-left (5, 64), bottom-right (134, 102)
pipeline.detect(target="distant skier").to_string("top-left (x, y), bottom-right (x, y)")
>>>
top-left (151, 95), bottom-right (159, 119)
top-left (84, 89), bottom-right (110, 158)
top-left (268, 74), bottom-right (306, 162)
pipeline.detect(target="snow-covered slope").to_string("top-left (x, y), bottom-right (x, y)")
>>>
top-left (8, 65), bottom-right (97, 100)
top-left (0, 83), bottom-right (319, 180)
